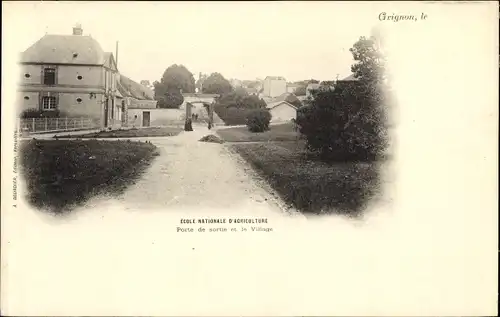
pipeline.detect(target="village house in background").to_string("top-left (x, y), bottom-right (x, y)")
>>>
top-left (17, 23), bottom-right (155, 130)
top-left (262, 76), bottom-right (287, 98)
top-left (265, 92), bottom-right (298, 124)
top-left (286, 83), bottom-right (300, 94)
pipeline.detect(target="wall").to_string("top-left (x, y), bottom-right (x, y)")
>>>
top-left (129, 98), bottom-right (157, 109)
top-left (127, 108), bottom-right (184, 127)
top-left (16, 92), bottom-right (40, 113)
top-left (263, 79), bottom-right (287, 97)
top-left (19, 64), bottom-right (104, 88)
top-left (269, 103), bottom-right (297, 122)
top-left (58, 93), bottom-right (103, 120)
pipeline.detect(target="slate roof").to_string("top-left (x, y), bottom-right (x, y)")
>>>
top-left (20, 34), bottom-right (106, 65)
top-left (266, 100), bottom-right (297, 110)
top-left (117, 75), bottom-right (155, 100)
top-left (265, 76), bottom-right (286, 81)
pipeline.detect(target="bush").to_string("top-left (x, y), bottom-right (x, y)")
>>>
top-left (246, 109), bottom-right (272, 133)
top-left (296, 83), bottom-right (388, 162)
top-left (214, 104), bottom-right (253, 125)
top-left (21, 108), bottom-right (60, 118)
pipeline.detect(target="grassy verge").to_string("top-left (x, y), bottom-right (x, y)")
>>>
top-left (230, 142), bottom-right (381, 215)
top-left (217, 122), bottom-right (300, 142)
top-left (55, 127), bottom-right (182, 138)
top-left (19, 139), bottom-right (159, 213)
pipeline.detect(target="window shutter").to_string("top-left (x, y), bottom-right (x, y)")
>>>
top-left (38, 92), bottom-right (42, 110)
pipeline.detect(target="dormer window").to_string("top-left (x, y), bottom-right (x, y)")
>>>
top-left (24, 73), bottom-right (31, 78)
top-left (43, 67), bottom-right (56, 85)
top-left (77, 75), bottom-right (83, 80)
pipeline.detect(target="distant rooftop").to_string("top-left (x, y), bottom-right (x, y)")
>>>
top-left (265, 76), bottom-right (286, 81)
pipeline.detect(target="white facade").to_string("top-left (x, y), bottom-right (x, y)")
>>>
top-left (267, 101), bottom-right (297, 123)
top-left (263, 76), bottom-right (287, 97)
top-left (127, 108), bottom-right (184, 128)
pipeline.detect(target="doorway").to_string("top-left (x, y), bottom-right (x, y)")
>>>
top-left (142, 111), bottom-right (151, 127)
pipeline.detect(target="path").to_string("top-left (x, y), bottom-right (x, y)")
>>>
top-left (77, 124), bottom-right (292, 216)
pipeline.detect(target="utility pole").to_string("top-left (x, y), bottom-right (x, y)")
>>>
top-left (115, 41), bottom-right (119, 69)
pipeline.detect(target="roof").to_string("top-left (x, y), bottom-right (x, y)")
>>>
top-left (117, 75), bottom-right (155, 100)
top-left (103, 52), bottom-right (118, 71)
top-left (270, 92), bottom-right (294, 103)
top-left (287, 83), bottom-right (300, 88)
top-left (266, 100), bottom-right (298, 110)
top-left (20, 34), bottom-right (106, 65)
top-left (265, 76), bottom-right (286, 81)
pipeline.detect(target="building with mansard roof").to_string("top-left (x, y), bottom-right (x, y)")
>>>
top-left (17, 23), bottom-right (155, 129)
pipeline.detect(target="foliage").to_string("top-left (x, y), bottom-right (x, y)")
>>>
top-left (156, 89), bottom-right (184, 109)
top-left (294, 85), bottom-right (307, 96)
top-left (245, 80), bottom-right (261, 89)
top-left (201, 72), bottom-right (233, 94)
top-left (19, 139), bottom-right (158, 213)
top-left (21, 108), bottom-right (60, 118)
top-left (213, 89), bottom-right (268, 125)
top-left (297, 35), bottom-right (389, 162)
top-left (154, 64), bottom-right (195, 108)
top-left (246, 108), bottom-right (272, 133)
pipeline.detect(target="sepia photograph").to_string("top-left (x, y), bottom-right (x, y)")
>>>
top-left (1, 1), bottom-right (498, 316)
top-left (14, 9), bottom-right (392, 217)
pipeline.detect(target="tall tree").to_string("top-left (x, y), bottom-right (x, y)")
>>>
top-left (202, 72), bottom-right (233, 95)
top-left (297, 34), bottom-right (388, 161)
top-left (154, 64), bottom-right (195, 108)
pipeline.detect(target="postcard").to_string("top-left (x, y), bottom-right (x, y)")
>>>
top-left (1, 1), bottom-right (498, 316)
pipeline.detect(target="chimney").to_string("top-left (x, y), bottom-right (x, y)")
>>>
top-left (72, 23), bottom-right (83, 35)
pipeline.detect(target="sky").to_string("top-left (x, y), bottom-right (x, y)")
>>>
top-left (3, 1), bottom-right (382, 83)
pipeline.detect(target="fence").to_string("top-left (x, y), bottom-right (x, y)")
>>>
top-left (19, 117), bottom-right (101, 134)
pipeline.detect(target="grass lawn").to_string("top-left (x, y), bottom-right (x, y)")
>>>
top-left (217, 122), bottom-right (300, 142)
top-left (55, 126), bottom-right (182, 138)
top-left (19, 139), bottom-right (159, 213)
top-left (230, 142), bottom-right (381, 216)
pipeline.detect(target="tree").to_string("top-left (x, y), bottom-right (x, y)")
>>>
top-left (246, 108), bottom-right (272, 132)
top-left (156, 90), bottom-right (184, 109)
top-left (297, 35), bottom-right (388, 161)
top-left (154, 64), bottom-right (195, 108)
top-left (213, 88), bottom-right (268, 125)
top-left (160, 64), bottom-right (196, 93)
top-left (294, 86), bottom-right (307, 96)
top-left (202, 72), bottom-right (233, 94)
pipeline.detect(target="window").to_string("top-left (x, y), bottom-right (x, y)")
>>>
top-left (76, 98), bottom-right (82, 103)
top-left (42, 96), bottom-right (57, 110)
top-left (43, 68), bottom-right (56, 85)
top-left (77, 75), bottom-right (83, 80)
top-left (25, 73), bottom-right (31, 78)
top-left (24, 96), bottom-right (29, 100)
